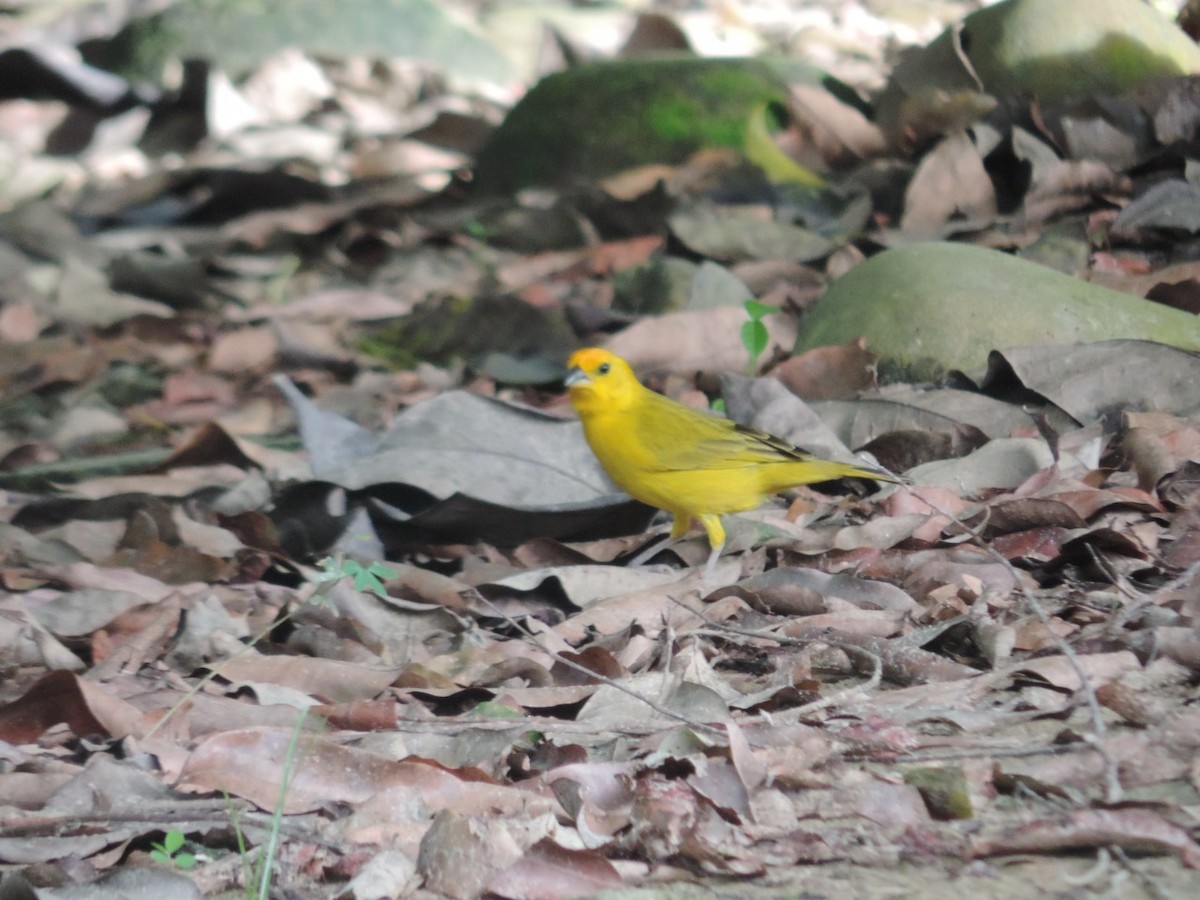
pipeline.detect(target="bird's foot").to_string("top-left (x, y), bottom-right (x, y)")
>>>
top-left (626, 534), bottom-right (681, 568)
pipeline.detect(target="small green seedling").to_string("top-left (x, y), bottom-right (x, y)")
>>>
top-left (713, 298), bottom-right (776, 411)
top-left (314, 555), bottom-right (396, 599)
top-left (464, 218), bottom-right (492, 241)
top-left (741, 299), bottom-right (775, 375)
top-left (150, 829), bottom-right (196, 869)
top-left (473, 700), bottom-right (543, 746)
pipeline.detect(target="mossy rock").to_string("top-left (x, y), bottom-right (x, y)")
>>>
top-left (795, 242), bottom-right (1200, 381)
top-left (878, 0), bottom-right (1200, 138)
top-left (473, 56), bottom-right (848, 195)
top-left (905, 767), bottom-right (974, 820)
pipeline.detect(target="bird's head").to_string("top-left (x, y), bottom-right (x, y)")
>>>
top-left (565, 348), bottom-right (639, 416)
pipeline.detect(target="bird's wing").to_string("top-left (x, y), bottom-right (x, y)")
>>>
top-left (632, 392), bottom-right (813, 472)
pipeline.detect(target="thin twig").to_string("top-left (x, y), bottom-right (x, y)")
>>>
top-left (1083, 542), bottom-right (1163, 637)
top-left (141, 591), bottom-right (310, 741)
top-left (1111, 845), bottom-right (1175, 900)
top-left (924, 499), bottom-right (1123, 804)
top-left (0, 807), bottom-right (332, 846)
top-left (950, 21), bottom-right (985, 92)
top-left (885, 744), bottom-right (1080, 763)
top-left (1058, 848), bottom-right (1113, 888)
top-left (786, 641), bottom-right (883, 719)
top-left (474, 592), bottom-right (723, 735)
top-left (682, 619), bottom-right (884, 720)
top-left (384, 715), bottom-right (703, 736)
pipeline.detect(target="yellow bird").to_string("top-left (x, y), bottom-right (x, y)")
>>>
top-left (564, 348), bottom-right (900, 573)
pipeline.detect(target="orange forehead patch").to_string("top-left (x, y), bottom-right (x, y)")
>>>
top-left (567, 347), bottom-right (614, 372)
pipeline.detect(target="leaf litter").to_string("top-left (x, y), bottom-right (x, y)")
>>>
top-left (4, 1), bottom-right (1200, 898)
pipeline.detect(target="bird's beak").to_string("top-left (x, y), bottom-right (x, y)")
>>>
top-left (564, 366), bottom-right (589, 388)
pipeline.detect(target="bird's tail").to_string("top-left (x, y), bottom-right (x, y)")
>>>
top-left (775, 458), bottom-right (903, 491)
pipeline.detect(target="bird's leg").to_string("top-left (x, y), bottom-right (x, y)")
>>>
top-left (626, 512), bottom-right (691, 567)
top-left (697, 514), bottom-right (726, 579)
top-left (702, 547), bottom-right (722, 579)
top-left (627, 533), bottom-right (681, 566)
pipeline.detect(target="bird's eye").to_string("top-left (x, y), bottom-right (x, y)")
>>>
top-left (597, 362), bottom-right (611, 375)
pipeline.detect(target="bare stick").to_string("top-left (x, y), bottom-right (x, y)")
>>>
top-left (923, 499), bottom-right (1123, 803)
top-left (474, 591), bottom-right (723, 735)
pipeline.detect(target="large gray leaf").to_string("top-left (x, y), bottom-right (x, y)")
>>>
top-left (279, 382), bottom-right (615, 506)
top-left (1112, 180), bottom-right (1200, 237)
top-left (983, 340), bottom-right (1200, 424)
top-left (813, 390), bottom-right (1036, 444)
